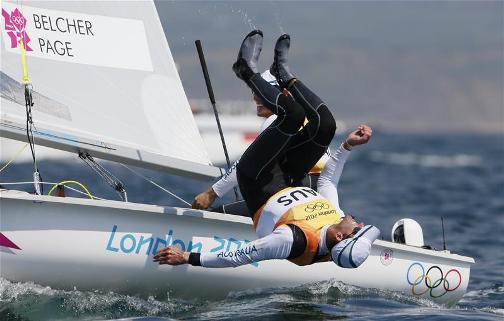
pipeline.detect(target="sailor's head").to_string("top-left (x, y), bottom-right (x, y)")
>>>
top-left (252, 94), bottom-right (273, 118)
top-left (252, 70), bottom-right (279, 118)
top-left (326, 216), bottom-right (381, 268)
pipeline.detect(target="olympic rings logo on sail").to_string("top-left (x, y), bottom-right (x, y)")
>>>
top-left (304, 202), bottom-right (330, 213)
top-left (406, 262), bottom-right (462, 298)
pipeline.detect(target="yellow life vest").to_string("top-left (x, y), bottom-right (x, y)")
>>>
top-left (253, 187), bottom-right (342, 265)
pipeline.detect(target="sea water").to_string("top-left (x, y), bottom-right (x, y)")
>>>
top-left (1, 133), bottom-right (503, 320)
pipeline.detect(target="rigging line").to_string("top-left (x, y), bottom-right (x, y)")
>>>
top-left (0, 181), bottom-right (43, 185)
top-left (79, 152), bottom-right (127, 201)
top-left (19, 30), bottom-right (42, 195)
top-left (57, 184), bottom-right (103, 200)
top-left (25, 90), bottom-right (36, 167)
top-left (0, 181), bottom-right (104, 200)
top-left (118, 163), bottom-right (191, 206)
top-left (0, 143), bottom-right (29, 173)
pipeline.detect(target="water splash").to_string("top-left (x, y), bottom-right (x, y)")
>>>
top-left (1, 279), bottom-right (502, 320)
top-left (0, 278), bottom-right (192, 321)
top-left (227, 279), bottom-right (440, 308)
top-left (268, 1), bottom-right (285, 34)
top-left (227, 4), bottom-right (257, 30)
top-left (459, 284), bottom-right (504, 316)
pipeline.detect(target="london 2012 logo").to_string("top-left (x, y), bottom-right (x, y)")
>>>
top-left (2, 7), bottom-right (33, 51)
top-left (406, 262), bottom-right (462, 298)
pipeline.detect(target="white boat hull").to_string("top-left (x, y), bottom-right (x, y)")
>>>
top-left (0, 190), bottom-right (474, 306)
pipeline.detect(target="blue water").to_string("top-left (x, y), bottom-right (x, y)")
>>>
top-left (1, 133), bottom-right (503, 320)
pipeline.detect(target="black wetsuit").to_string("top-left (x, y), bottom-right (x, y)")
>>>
top-left (236, 74), bottom-right (336, 215)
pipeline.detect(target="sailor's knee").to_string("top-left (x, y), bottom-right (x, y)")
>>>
top-left (290, 104), bottom-right (306, 128)
top-left (278, 95), bottom-right (305, 133)
top-left (320, 113), bottom-right (336, 134)
top-left (316, 106), bottom-right (336, 144)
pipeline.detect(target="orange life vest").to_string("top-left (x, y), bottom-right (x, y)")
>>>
top-left (253, 187), bottom-right (342, 265)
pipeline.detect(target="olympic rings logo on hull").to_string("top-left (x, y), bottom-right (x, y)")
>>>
top-left (406, 262), bottom-right (462, 298)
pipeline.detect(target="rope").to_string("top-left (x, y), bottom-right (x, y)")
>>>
top-left (79, 152), bottom-right (127, 201)
top-left (19, 34), bottom-right (42, 195)
top-left (47, 180), bottom-right (94, 199)
top-left (119, 163), bottom-right (191, 206)
top-left (0, 181), bottom-right (101, 199)
top-left (0, 143), bottom-right (29, 173)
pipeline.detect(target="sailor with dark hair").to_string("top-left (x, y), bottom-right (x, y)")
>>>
top-left (155, 31), bottom-right (380, 269)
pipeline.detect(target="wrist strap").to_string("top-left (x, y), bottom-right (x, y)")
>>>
top-left (188, 253), bottom-right (201, 266)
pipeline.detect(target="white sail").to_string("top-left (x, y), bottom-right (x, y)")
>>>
top-left (0, 0), bottom-right (220, 179)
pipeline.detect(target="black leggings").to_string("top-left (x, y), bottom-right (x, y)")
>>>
top-left (237, 75), bottom-right (336, 214)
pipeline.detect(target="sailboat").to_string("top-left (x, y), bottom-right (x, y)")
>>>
top-left (0, 0), bottom-right (474, 306)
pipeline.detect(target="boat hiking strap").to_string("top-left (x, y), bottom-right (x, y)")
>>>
top-left (119, 163), bottom-right (191, 206)
top-left (20, 37), bottom-right (42, 195)
top-left (78, 152), bottom-right (128, 202)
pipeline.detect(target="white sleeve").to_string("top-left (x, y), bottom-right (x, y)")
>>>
top-left (212, 160), bottom-right (239, 198)
top-left (260, 114), bottom-right (277, 132)
top-left (317, 143), bottom-right (351, 215)
top-left (199, 226), bottom-right (293, 268)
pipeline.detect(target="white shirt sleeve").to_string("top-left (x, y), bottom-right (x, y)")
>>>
top-left (317, 143), bottom-right (351, 215)
top-left (199, 225), bottom-right (293, 268)
top-left (211, 160), bottom-right (239, 198)
top-left (260, 114), bottom-right (277, 132)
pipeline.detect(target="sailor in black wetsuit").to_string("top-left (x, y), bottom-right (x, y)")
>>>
top-left (191, 70), bottom-right (331, 216)
top-left (155, 31), bottom-right (379, 269)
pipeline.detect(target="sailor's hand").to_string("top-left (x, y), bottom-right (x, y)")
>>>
top-left (345, 124), bottom-right (372, 149)
top-left (192, 187), bottom-right (217, 210)
top-left (153, 246), bottom-right (189, 265)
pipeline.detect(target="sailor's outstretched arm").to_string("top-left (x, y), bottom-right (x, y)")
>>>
top-left (154, 226), bottom-right (293, 268)
top-left (317, 143), bottom-right (351, 213)
top-left (317, 125), bottom-right (372, 211)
